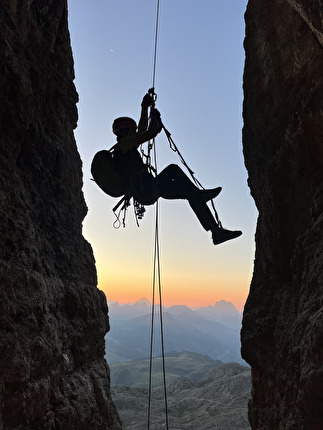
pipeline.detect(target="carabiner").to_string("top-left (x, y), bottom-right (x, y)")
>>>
top-left (148, 87), bottom-right (157, 104)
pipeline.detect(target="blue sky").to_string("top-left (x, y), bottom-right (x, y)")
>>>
top-left (67, 0), bottom-right (256, 310)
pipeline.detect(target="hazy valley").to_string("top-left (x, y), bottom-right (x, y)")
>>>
top-left (106, 299), bottom-right (250, 429)
top-left (111, 354), bottom-right (251, 429)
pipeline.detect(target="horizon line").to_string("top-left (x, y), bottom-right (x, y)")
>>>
top-left (107, 297), bottom-right (243, 311)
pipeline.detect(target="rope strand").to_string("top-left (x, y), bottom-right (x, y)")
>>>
top-left (153, 140), bottom-right (169, 428)
top-left (148, 1), bottom-right (169, 428)
top-left (147, 222), bottom-right (157, 429)
top-left (147, 135), bottom-right (169, 430)
top-left (152, 0), bottom-right (160, 89)
top-left (157, 223), bottom-right (169, 427)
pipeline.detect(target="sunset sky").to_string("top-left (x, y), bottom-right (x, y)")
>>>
top-left (67, 0), bottom-right (256, 311)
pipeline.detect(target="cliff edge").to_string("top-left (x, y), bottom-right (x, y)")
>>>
top-left (0, 1), bottom-right (121, 429)
top-left (241, 1), bottom-right (323, 429)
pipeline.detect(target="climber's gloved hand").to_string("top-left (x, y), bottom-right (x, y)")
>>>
top-left (141, 91), bottom-right (155, 108)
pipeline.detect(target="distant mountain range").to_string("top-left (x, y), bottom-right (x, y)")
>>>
top-left (111, 352), bottom-right (251, 430)
top-left (108, 298), bottom-right (242, 329)
top-left (106, 298), bottom-right (245, 365)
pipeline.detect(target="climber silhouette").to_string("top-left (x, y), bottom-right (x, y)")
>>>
top-left (110, 91), bottom-right (242, 245)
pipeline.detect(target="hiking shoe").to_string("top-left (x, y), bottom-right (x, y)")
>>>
top-left (201, 187), bottom-right (222, 202)
top-left (212, 228), bottom-right (242, 245)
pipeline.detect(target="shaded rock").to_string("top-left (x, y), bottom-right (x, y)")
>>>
top-left (0, 1), bottom-right (121, 429)
top-left (241, 0), bottom-right (323, 429)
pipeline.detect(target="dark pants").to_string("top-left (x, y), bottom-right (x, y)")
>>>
top-left (132, 164), bottom-right (219, 232)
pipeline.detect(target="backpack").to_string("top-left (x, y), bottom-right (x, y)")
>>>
top-left (91, 149), bottom-right (126, 198)
top-left (91, 147), bottom-right (148, 226)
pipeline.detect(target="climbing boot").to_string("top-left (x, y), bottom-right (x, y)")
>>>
top-left (212, 228), bottom-right (242, 245)
top-left (200, 187), bottom-right (222, 202)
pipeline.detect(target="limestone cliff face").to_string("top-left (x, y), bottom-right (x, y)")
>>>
top-left (0, 1), bottom-right (122, 429)
top-left (241, 1), bottom-right (323, 429)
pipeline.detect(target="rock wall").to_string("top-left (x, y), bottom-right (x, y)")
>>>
top-left (0, 1), bottom-right (122, 429)
top-left (241, 1), bottom-right (323, 429)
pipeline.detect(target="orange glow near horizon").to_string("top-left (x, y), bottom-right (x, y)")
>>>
top-left (98, 271), bottom-right (250, 312)
top-left (91, 211), bottom-right (254, 314)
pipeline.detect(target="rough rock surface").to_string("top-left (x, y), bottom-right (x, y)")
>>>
top-left (0, 1), bottom-right (122, 429)
top-left (112, 362), bottom-right (251, 430)
top-left (241, 1), bottom-right (323, 429)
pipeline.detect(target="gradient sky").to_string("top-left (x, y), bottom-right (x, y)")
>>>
top-left (67, 0), bottom-right (256, 311)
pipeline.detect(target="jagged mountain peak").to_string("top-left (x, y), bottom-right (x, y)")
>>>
top-left (133, 297), bottom-right (150, 305)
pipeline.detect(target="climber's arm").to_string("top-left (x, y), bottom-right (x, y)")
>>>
top-left (117, 109), bottom-right (162, 154)
top-left (137, 104), bottom-right (149, 134)
top-left (137, 92), bottom-right (155, 133)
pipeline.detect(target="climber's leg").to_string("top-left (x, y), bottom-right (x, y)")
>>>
top-left (153, 164), bottom-right (242, 245)
top-left (188, 197), bottom-right (220, 231)
top-left (156, 164), bottom-right (221, 232)
top-left (155, 164), bottom-right (221, 201)
top-left (211, 227), bottom-right (242, 245)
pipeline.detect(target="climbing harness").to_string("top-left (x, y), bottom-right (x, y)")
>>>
top-left (112, 195), bottom-right (146, 229)
top-left (112, 195), bottom-right (131, 229)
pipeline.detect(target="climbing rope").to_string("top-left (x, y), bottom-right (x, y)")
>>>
top-left (147, 181), bottom-right (169, 430)
top-left (152, 0), bottom-right (160, 90)
top-left (147, 1), bottom-right (169, 429)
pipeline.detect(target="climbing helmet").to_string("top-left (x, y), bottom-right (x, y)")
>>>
top-left (112, 117), bottom-right (137, 135)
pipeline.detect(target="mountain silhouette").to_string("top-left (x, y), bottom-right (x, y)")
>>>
top-left (106, 300), bottom-right (244, 364)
